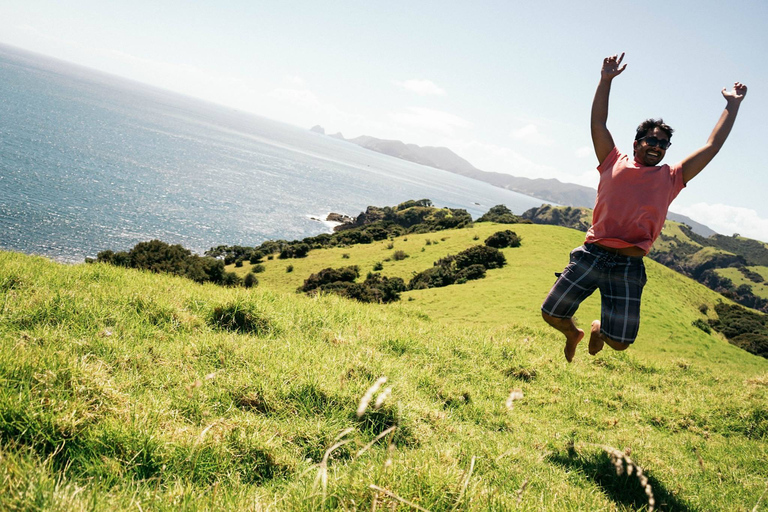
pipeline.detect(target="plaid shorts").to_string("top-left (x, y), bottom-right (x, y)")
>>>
top-left (541, 243), bottom-right (647, 344)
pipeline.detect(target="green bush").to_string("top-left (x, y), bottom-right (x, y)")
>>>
top-left (244, 273), bottom-right (258, 288)
top-left (393, 250), bottom-right (409, 261)
top-left (409, 245), bottom-right (505, 290)
top-left (692, 318), bottom-right (711, 334)
top-left (298, 266), bottom-right (403, 303)
top-left (485, 230), bottom-right (522, 249)
top-left (477, 204), bottom-right (522, 224)
top-left (299, 266), bottom-right (360, 293)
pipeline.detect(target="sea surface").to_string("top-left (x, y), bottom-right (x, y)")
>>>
top-left (0, 44), bottom-right (545, 263)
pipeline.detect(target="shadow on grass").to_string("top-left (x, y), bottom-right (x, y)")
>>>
top-left (549, 449), bottom-right (693, 511)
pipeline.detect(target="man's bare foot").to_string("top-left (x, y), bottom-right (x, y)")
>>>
top-left (564, 329), bottom-right (585, 362)
top-left (589, 320), bottom-right (605, 355)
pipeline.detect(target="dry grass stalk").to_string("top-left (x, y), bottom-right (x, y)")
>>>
top-left (753, 480), bottom-right (768, 512)
top-left (356, 426), bottom-right (397, 458)
top-left (369, 485), bottom-right (431, 512)
top-left (314, 430), bottom-right (355, 504)
top-left (374, 386), bottom-right (392, 410)
top-left (693, 447), bottom-right (705, 472)
top-left (357, 377), bottom-right (388, 417)
top-left (384, 440), bottom-right (395, 470)
top-left (334, 427), bottom-right (355, 442)
top-left (505, 388), bottom-right (524, 410)
top-left (451, 455), bottom-right (476, 511)
top-left (515, 478), bottom-right (529, 504)
top-left (602, 445), bottom-right (655, 512)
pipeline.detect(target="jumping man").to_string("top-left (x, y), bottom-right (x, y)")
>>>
top-left (541, 53), bottom-right (748, 362)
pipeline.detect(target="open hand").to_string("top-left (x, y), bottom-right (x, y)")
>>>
top-left (722, 82), bottom-right (748, 103)
top-left (601, 53), bottom-right (627, 80)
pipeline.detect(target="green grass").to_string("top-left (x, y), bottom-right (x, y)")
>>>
top-left (2, 226), bottom-right (768, 511)
top-left (715, 266), bottom-right (768, 300)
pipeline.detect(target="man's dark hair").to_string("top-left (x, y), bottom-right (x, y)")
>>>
top-left (635, 118), bottom-right (674, 141)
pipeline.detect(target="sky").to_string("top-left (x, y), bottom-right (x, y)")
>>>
top-left (1, 0), bottom-right (767, 240)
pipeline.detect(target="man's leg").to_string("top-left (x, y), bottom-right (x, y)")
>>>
top-left (591, 257), bottom-right (645, 354)
top-left (589, 320), bottom-right (630, 355)
top-left (542, 312), bottom-right (585, 362)
top-left (541, 246), bottom-right (599, 363)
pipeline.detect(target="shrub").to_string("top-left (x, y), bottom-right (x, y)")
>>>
top-left (485, 230), bottom-right (522, 249)
top-left (279, 243), bottom-right (310, 259)
top-left (235, 259), bottom-right (244, 268)
top-left (454, 264), bottom-right (486, 283)
top-left (298, 267), bottom-right (403, 303)
top-left (373, 262), bottom-right (384, 271)
top-left (393, 250), bottom-right (409, 261)
top-left (409, 245), bottom-right (505, 290)
top-left (244, 273), bottom-right (258, 288)
top-left (692, 318), bottom-right (711, 334)
top-left (343, 273), bottom-right (406, 303)
top-left (299, 266), bottom-right (360, 293)
top-left (251, 264), bottom-right (265, 273)
top-left (477, 204), bottom-right (522, 224)
top-left (342, 253), bottom-right (350, 259)
top-left (449, 245), bottom-right (506, 270)
top-left (286, 265), bottom-right (294, 273)
top-left (408, 265), bottom-right (455, 290)
top-left (222, 272), bottom-right (242, 287)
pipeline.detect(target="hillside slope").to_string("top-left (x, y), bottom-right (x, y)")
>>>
top-left (2, 245), bottom-right (767, 511)
top-left (241, 222), bottom-right (764, 369)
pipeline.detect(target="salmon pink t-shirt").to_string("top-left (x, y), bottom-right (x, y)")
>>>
top-left (584, 147), bottom-right (685, 255)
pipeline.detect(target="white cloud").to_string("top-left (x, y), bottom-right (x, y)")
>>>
top-left (672, 203), bottom-right (768, 242)
top-left (284, 75), bottom-right (305, 86)
top-left (510, 123), bottom-right (553, 146)
top-left (393, 79), bottom-right (446, 96)
top-left (269, 88), bottom-right (322, 108)
top-left (389, 107), bottom-right (472, 136)
top-left (575, 146), bottom-right (593, 158)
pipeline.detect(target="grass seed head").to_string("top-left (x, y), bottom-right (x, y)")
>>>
top-left (357, 376), bottom-right (387, 417)
top-left (505, 388), bottom-right (524, 410)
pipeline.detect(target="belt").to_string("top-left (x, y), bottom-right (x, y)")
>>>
top-left (589, 243), bottom-right (645, 259)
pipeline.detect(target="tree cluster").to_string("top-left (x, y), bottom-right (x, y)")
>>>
top-left (409, 245), bottom-right (506, 290)
top-left (476, 204), bottom-right (526, 224)
top-left (521, 205), bottom-right (590, 232)
top-left (708, 302), bottom-right (768, 359)
top-left (484, 230), bottom-right (522, 249)
top-left (298, 266), bottom-right (406, 303)
top-left (89, 240), bottom-right (242, 286)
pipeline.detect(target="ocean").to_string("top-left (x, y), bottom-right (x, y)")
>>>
top-left (0, 44), bottom-right (545, 263)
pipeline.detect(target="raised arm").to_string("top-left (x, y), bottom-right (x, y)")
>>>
top-left (591, 53), bottom-right (627, 164)
top-left (681, 82), bottom-right (748, 184)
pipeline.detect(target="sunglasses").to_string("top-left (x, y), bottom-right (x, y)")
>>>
top-left (639, 136), bottom-right (672, 150)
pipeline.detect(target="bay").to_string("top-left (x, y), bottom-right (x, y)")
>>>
top-left (0, 44), bottom-right (545, 263)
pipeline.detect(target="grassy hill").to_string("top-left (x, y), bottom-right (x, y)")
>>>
top-left (2, 224), bottom-right (767, 511)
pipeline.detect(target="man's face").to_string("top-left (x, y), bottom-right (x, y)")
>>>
top-left (633, 127), bottom-right (670, 166)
